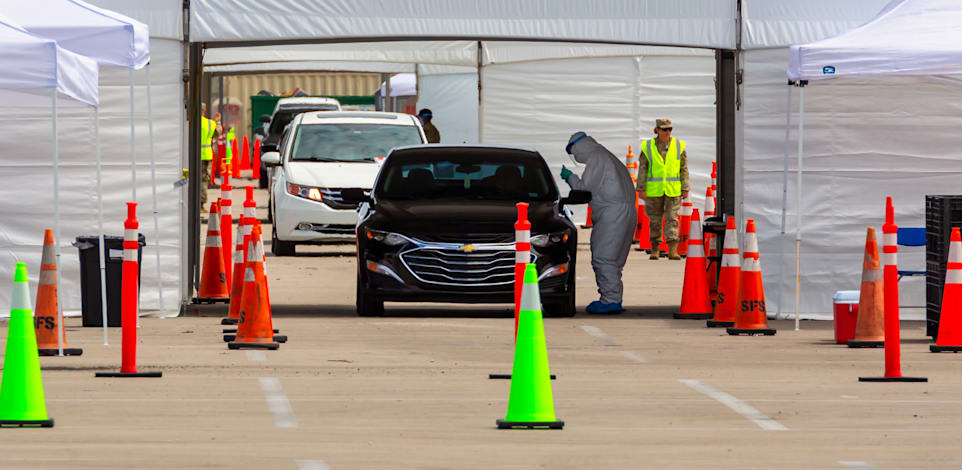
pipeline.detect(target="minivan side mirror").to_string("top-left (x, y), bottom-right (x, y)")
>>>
top-left (261, 151), bottom-right (281, 167)
top-left (340, 188), bottom-right (372, 204)
top-left (560, 190), bottom-right (591, 209)
top-left (259, 114), bottom-right (271, 124)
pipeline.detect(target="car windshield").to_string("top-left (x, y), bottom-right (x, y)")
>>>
top-left (289, 124), bottom-right (423, 162)
top-left (377, 152), bottom-right (557, 201)
top-left (268, 107), bottom-right (338, 134)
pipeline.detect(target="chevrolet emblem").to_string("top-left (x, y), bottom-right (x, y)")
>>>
top-left (460, 244), bottom-right (477, 253)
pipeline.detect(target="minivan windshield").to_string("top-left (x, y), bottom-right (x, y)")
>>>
top-left (377, 152), bottom-right (557, 201)
top-left (290, 124), bottom-right (423, 162)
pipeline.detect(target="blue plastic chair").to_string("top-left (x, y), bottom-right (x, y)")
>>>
top-left (896, 227), bottom-right (926, 280)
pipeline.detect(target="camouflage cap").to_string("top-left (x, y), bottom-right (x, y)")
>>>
top-left (656, 118), bottom-right (672, 129)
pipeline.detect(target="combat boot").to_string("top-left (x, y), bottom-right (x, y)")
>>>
top-left (649, 247), bottom-right (660, 260)
top-left (667, 242), bottom-right (681, 260)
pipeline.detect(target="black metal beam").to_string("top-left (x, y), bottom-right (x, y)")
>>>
top-left (187, 42), bottom-right (202, 302)
top-left (715, 49), bottom-right (736, 216)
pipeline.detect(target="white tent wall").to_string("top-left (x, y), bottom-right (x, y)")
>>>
top-left (416, 72), bottom-right (479, 145)
top-left (741, 47), bottom-right (962, 319)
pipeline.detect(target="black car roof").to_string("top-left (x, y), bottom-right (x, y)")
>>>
top-left (389, 145), bottom-right (542, 158)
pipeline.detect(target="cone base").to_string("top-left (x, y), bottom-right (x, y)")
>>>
top-left (496, 419), bottom-right (564, 430)
top-left (488, 373), bottom-right (557, 380)
top-left (675, 312), bottom-right (712, 320)
top-left (223, 328), bottom-right (278, 334)
top-left (727, 328), bottom-right (777, 336)
top-left (847, 340), bottom-right (884, 348)
top-left (930, 345), bottom-right (962, 353)
top-left (220, 318), bottom-right (239, 325)
top-left (228, 341), bottom-right (279, 350)
top-left (95, 371), bottom-right (163, 378)
top-left (224, 335), bottom-right (286, 343)
top-left (0, 418), bottom-right (54, 428)
top-left (38, 348), bottom-right (83, 356)
top-left (193, 297), bottom-right (230, 304)
top-left (858, 376), bottom-right (928, 382)
top-left (706, 320), bottom-right (734, 328)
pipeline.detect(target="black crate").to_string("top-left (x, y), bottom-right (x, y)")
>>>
top-left (73, 234), bottom-right (146, 327)
top-left (924, 195), bottom-right (962, 338)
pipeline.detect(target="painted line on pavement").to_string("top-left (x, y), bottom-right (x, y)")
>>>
top-left (259, 377), bottom-right (297, 428)
top-left (246, 351), bottom-right (266, 362)
top-left (679, 379), bottom-right (788, 431)
top-left (840, 462), bottom-right (877, 469)
top-left (618, 350), bottom-right (648, 363)
top-left (296, 460), bottom-right (331, 470)
top-left (579, 325), bottom-right (619, 346)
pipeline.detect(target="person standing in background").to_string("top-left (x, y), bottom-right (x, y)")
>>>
top-left (418, 108), bottom-right (441, 143)
top-left (199, 103), bottom-right (217, 212)
top-left (638, 118), bottom-right (690, 260)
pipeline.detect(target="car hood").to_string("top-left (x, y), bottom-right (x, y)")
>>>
top-left (285, 161), bottom-right (381, 189)
top-left (370, 199), bottom-right (569, 235)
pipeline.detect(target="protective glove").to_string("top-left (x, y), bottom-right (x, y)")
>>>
top-left (560, 165), bottom-right (573, 181)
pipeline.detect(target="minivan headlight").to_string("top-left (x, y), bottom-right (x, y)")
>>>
top-left (287, 182), bottom-right (323, 201)
top-left (363, 229), bottom-right (410, 247)
top-left (530, 230), bottom-right (570, 248)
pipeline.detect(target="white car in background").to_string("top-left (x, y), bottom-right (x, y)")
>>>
top-left (262, 111), bottom-right (427, 255)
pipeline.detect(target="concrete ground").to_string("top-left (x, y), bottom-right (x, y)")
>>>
top-left (0, 183), bottom-right (957, 469)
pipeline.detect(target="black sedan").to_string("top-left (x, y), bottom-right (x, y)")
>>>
top-left (342, 145), bottom-right (589, 317)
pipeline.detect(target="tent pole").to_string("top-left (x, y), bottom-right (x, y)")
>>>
top-left (477, 41), bottom-right (483, 144)
top-left (52, 90), bottom-right (64, 357)
top-left (146, 64), bottom-right (164, 312)
top-left (130, 69), bottom-right (137, 203)
top-left (795, 83), bottom-right (806, 331)
top-left (386, 74), bottom-right (392, 112)
top-left (96, 106), bottom-right (108, 345)
top-left (777, 83), bottom-right (792, 320)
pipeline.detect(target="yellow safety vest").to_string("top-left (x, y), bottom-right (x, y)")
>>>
top-left (643, 137), bottom-right (685, 198)
top-left (224, 126), bottom-right (235, 163)
top-left (200, 116), bottom-right (215, 161)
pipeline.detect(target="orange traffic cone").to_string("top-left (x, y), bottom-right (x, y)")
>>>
top-left (727, 219), bottom-right (776, 336)
top-left (583, 205), bottom-right (593, 228)
top-left (704, 188), bottom-right (718, 303)
top-left (219, 173), bottom-right (234, 291)
top-left (228, 225), bottom-right (279, 350)
top-left (635, 195), bottom-right (651, 251)
top-left (675, 208), bottom-right (712, 319)
top-left (231, 138), bottom-right (240, 178)
top-left (225, 220), bottom-right (285, 343)
top-left (708, 217), bottom-right (739, 328)
top-left (848, 227), bottom-right (885, 348)
top-left (34, 229), bottom-right (82, 356)
top-left (240, 135), bottom-right (251, 171)
top-left (678, 194), bottom-right (693, 257)
top-left (252, 138), bottom-right (261, 181)
top-left (932, 227), bottom-right (962, 352)
top-left (223, 216), bottom-right (250, 326)
top-left (195, 201), bottom-right (229, 302)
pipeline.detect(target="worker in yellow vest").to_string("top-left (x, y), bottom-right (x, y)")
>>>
top-left (637, 118), bottom-right (690, 260)
top-left (224, 119), bottom-right (237, 167)
top-left (200, 103), bottom-right (217, 210)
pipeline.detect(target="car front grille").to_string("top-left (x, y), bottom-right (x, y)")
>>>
top-left (320, 188), bottom-right (363, 210)
top-left (400, 243), bottom-right (534, 287)
top-left (410, 233), bottom-right (514, 244)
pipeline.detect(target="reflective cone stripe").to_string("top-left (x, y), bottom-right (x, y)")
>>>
top-left (730, 219), bottom-right (774, 333)
top-left (198, 202), bottom-right (229, 299)
top-left (514, 203), bottom-right (531, 338)
top-left (935, 228), bottom-right (962, 346)
top-left (678, 195), bottom-right (692, 256)
top-left (850, 227), bottom-right (885, 345)
top-left (0, 263), bottom-right (52, 426)
top-left (677, 209), bottom-right (711, 317)
top-left (498, 264), bottom-right (562, 429)
top-left (711, 217), bottom-right (740, 324)
top-left (220, 174), bottom-right (233, 290)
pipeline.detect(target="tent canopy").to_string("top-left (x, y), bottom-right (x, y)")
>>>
top-left (787, 0), bottom-right (962, 80)
top-left (3, 0), bottom-right (149, 69)
top-left (190, 0), bottom-right (736, 49)
top-left (0, 14), bottom-right (99, 106)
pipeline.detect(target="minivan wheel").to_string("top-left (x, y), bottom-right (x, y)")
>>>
top-left (271, 225), bottom-right (295, 256)
top-left (356, 278), bottom-right (384, 317)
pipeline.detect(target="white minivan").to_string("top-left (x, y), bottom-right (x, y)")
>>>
top-left (262, 111), bottom-right (426, 255)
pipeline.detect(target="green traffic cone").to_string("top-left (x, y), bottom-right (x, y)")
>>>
top-left (0, 263), bottom-right (53, 428)
top-left (497, 263), bottom-right (563, 430)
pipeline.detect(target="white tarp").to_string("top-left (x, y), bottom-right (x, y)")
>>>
top-left (204, 41), bottom-right (479, 68)
top-left (787, 0), bottom-right (962, 80)
top-left (416, 71), bottom-right (478, 146)
top-left (190, 0), bottom-right (736, 49)
top-left (741, 0), bottom-right (892, 50)
top-left (2, 0), bottom-right (150, 69)
top-left (0, 14), bottom-right (99, 107)
top-left (377, 73), bottom-right (416, 97)
top-left (205, 61), bottom-right (416, 74)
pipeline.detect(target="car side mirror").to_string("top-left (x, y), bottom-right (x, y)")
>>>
top-left (341, 188), bottom-right (372, 204)
top-left (259, 114), bottom-right (271, 124)
top-left (560, 190), bottom-right (591, 209)
top-left (261, 151), bottom-right (281, 167)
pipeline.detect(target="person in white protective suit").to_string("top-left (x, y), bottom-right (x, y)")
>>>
top-left (561, 132), bottom-right (637, 314)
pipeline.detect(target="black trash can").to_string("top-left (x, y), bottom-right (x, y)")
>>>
top-left (73, 234), bottom-right (146, 327)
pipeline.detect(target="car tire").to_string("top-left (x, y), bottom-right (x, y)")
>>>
top-left (266, 195), bottom-right (273, 223)
top-left (271, 225), bottom-right (295, 256)
top-left (258, 164), bottom-right (269, 189)
top-left (356, 277), bottom-right (384, 317)
top-left (544, 294), bottom-right (576, 317)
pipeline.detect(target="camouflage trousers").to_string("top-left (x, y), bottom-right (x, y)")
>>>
top-left (645, 195), bottom-right (681, 245)
top-left (200, 161), bottom-right (211, 207)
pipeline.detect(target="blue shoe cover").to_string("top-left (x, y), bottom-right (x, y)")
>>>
top-left (585, 301), bottom-right (625, 314)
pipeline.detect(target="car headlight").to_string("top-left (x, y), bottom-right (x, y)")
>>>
top-left (530, 230), bottom-right (571, 248)
top-left (286, 182), bottom-right (323, 201)
top-left (363, 229), bottom-right (410, 246)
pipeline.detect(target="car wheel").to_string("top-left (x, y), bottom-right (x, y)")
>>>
top-left (271, 225), bottom-right (295, 256)
top-left (258, 164), bottom-right (269, 189)
top-left (544, 294), bottom-right (576, 317)
top-left (266, 194), bottom-right (273, 223)
top-left (356, 276), bottom-right (384, 317)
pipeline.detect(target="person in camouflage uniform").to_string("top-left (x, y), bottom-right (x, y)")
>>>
top-left (637, 118), bottom-right (690, 260)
